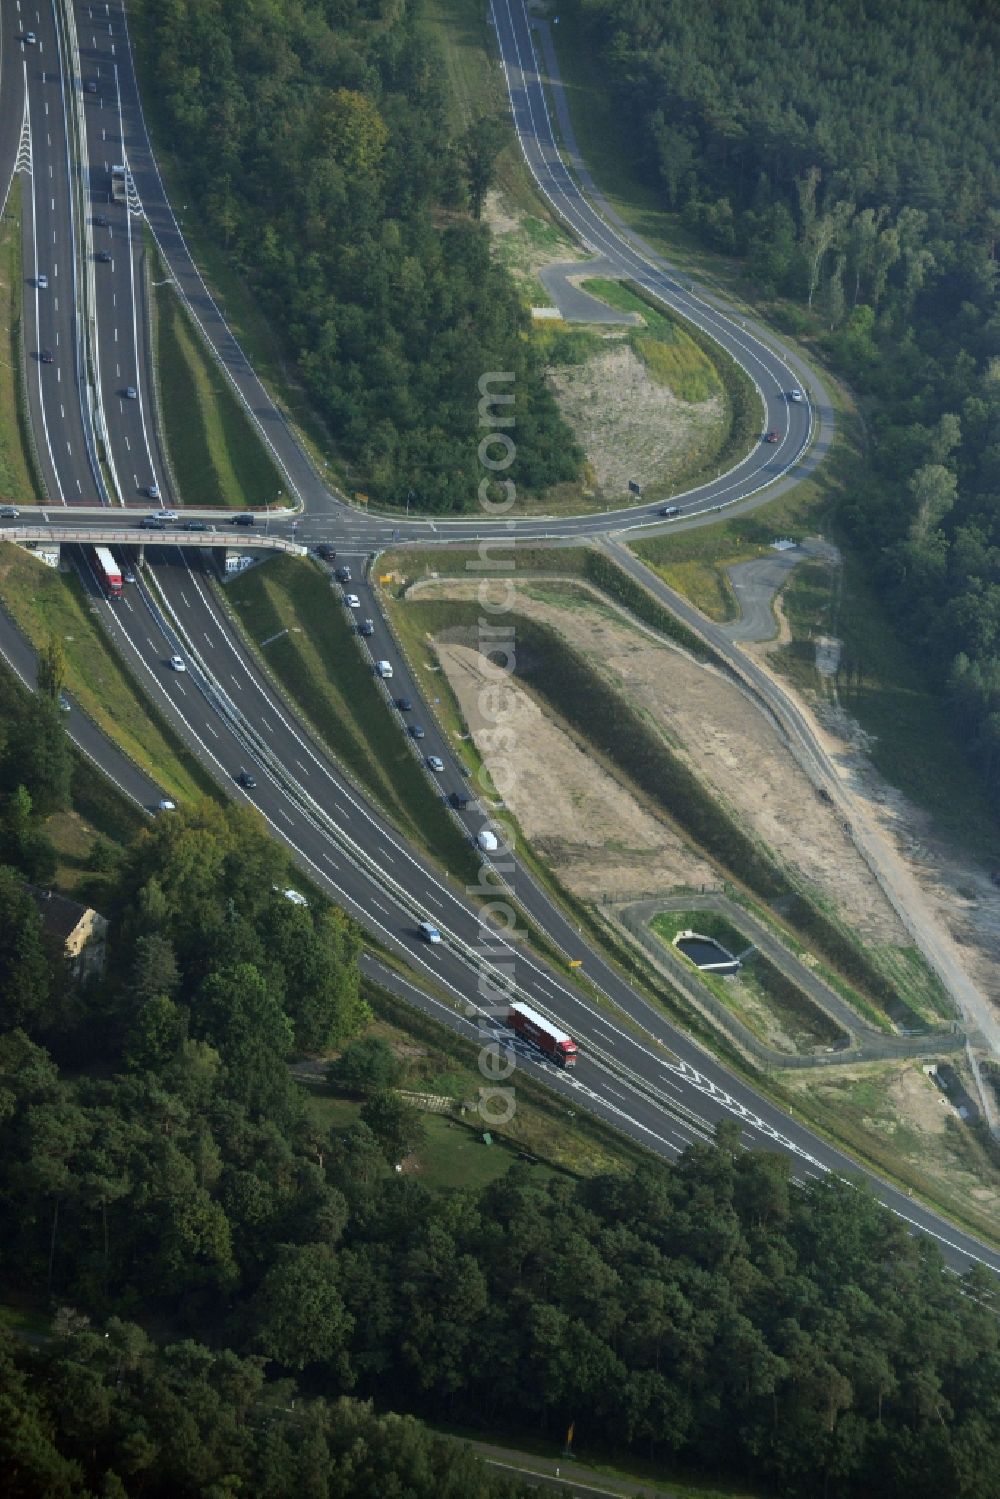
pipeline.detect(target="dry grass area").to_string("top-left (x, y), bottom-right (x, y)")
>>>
top-left (782, 1058), bottom-right (1000, 1230)
top-left (411, 576), bottom-right (905, 944)
top-left (434, 638), bottom-right (716, 901)
top-left (547, 340), bottom-right (725, 498)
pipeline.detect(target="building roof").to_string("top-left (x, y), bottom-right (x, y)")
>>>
top-left (28, 887), bottom-right (98, 942)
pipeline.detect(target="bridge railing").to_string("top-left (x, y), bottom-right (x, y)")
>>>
top-left (4, 529), bottom-right (307, 555)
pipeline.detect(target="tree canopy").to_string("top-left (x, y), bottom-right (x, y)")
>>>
top-left (136, 0), bottom-right (582, 511)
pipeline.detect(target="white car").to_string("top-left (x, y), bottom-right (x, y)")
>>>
top-left (37, 273), bottom-right (48, 289)
top-left (282, 889), bottom-right (308, 906)
top-left (169, 654), bottom-right (186, 672)
top-left (157, 799), bottom-right (176, 812)
top-left (152, 508), bottom-right (177, 523)
top-left (788, 388), bottom-right (804, 403)
top-left (25, 32), bottom-right (37, 44)
top-left (375, 660), bottom-right (393, 679)
top-left (426, 755), bottom-right (445, 772)
top-left (345, 592), bottom-right (360, 608)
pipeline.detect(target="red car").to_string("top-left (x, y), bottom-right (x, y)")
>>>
top-left (764, 430), bottom-right (781, 443)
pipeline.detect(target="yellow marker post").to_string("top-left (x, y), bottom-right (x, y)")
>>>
top-left (568, 959), bottom-right (583, 968)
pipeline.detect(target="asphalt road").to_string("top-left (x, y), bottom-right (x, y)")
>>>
top-left (2, 2), bottom-right (999, 1278)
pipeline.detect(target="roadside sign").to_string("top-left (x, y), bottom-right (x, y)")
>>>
top-left (628, 480), bottom-right (642, 497)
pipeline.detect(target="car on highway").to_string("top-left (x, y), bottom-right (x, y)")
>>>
top-left (152, 509), bottom-right (178, 522)
top-left (36, 274), bottom-right (48, 290)
top-left (169, 654), bottom-right (186, 672)
top-left (345, 592), bottom-right (360, 608)
top-left (396, 697), bottom-right (413, 712)
top-left (659, 504), bottom-right (680, 518)
top-left (85, 80), bottom-right (99, 94)
top-left (25, 32), bottom-right (37, 44)
top-left (408, 724), bottom-right (425, 740)
top-left (418, 921), bottom-right (442, 944)
top-left (764, 430), bottom-right (781, 443)
top-left (147, 482), bottom-right (160, 500)
top-left (334, 565), bottom-right (352, 583)
top-left (124, 386), bottom-right (137, 400)
top-left (375, 660), bottom-right (393, 679)
top-left (788, 388), bottom-right (804, 403)
top-left (232, 512), bottom-right (255, 526)
top-left (316, 544), bottom-right (337, 561)
top-left (58, 694), bottom-right (71, 713)
top-left (139, 517), bottom-right (166, 530)
top-left (156, 799), bottom-right (176, 813)
top-left (123, 568), bottom-right (136, 584)
top-left (426, 755), bottom-right (445, 773)
top-left (183, 520), bottom-right (210, 531)
top-left (359, 619), bottom-right (375, 637)
top-left (236, 770), bottom-right (257, 789)
top-left (94, 214), bottom-right (109, 228)
top-left (95, 251), bottom-right (112, 264)
top-left (0, 506), bottom-right (20, 519)
top-left (39, 349), bottom-right (53, 364)
top-left (448, 791), bottom-right (472, 810)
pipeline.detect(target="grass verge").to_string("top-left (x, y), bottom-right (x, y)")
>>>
top-left (152, 267), bottom-right (286, 511)
top-left (222, 554), bottom-right (479, 881)
top-left (650, 910), bottom-right (847, 1053)
top-left (0, 544), bottom-right (215, 803)
top-left (0, 180), bottom-right (44, 503)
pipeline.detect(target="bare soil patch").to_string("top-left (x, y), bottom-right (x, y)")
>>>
top-left (413, 577), bottom-right (904, 945)
top-left (433, 639), bottom-right (716, 902)
top-left (547, 341), bottom-right (725, 498)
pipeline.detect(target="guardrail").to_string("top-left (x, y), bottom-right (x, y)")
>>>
top-left (4, 528), bottom-right (307, 555)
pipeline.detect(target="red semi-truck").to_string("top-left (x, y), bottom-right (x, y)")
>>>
top-left (93, 545), bottom-right (122, 598)
top-left (508, 1002), bottom-right (578, 1068)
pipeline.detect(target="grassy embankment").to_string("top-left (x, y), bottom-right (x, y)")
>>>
top-left (0, 179), bottom-right (46, 504)
top-left (0, 544), bottom-right (215, 805)
top-left (650, 910), bottom-right (846, 1053)
top-left (221, 553), bottom-right (479, 882)
top-left (152, 262), bottom-right (286, 511)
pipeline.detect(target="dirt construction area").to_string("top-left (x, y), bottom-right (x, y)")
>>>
top-left (407, 576), bottom-right (906, 947)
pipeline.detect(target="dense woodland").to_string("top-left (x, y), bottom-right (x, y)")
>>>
top-left (136, 0), bottom-right (581, 511)
top-left (573, 0), bottom-right (1000, 792)
top-left (1, 662), bottom-right (1000, 1495)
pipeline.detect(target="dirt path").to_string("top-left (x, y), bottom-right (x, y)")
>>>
top-left (410, 577), bottom-right (906, 947)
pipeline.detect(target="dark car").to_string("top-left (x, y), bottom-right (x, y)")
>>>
top-left (334, 566), bottom-right (352, 583)
top-left (232, 512), bottom-right (255, 526)
top-left (183, 520), bottom-right (209, 532)
top-left (764, 430), bottom-right (781, 443)
top-left (658, 504), bottom-right (680, 518)
top-left (316, 544), bottom-right (337, 561)
top-left (139, 517), bottom-right (166, 530)
top-left (85, 80), bottom-right (99, 94)
top-left (395, 697), bottom-right (413, 712)
top-left (236, 770), bottom-right (257, 789)
top-left (448, 791), bottom-right (471, 810)
top-left (408, 724), bottom-right (425, 740)
top-left (95, 250), bottom-right (112, 263)
top-left (39, 349), bottom-right (53, 364)
top-left (359, 619), bottom-right (375, 637)
top-left (93, 214), bottom-right (109, 228)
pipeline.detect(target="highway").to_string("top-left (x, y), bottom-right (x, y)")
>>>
top-left (0, 2), bottom-right (998, 1278)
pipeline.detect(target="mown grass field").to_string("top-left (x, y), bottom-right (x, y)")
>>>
top-left (0, 181), bottom-right (44, 504)
top-left (153, 273), bottom-right (286, 511)
top-left (0, 545), bottom-right (214, 803)
top-left (583, 278), bottom-right (720, 403)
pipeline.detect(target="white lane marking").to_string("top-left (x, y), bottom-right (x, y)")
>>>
top-left (179, 591), bottom-right (190, 609)
top-left (204, 722), bottom-right (219, 739)
top-left (295, 758), bottom-right (310, 775)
